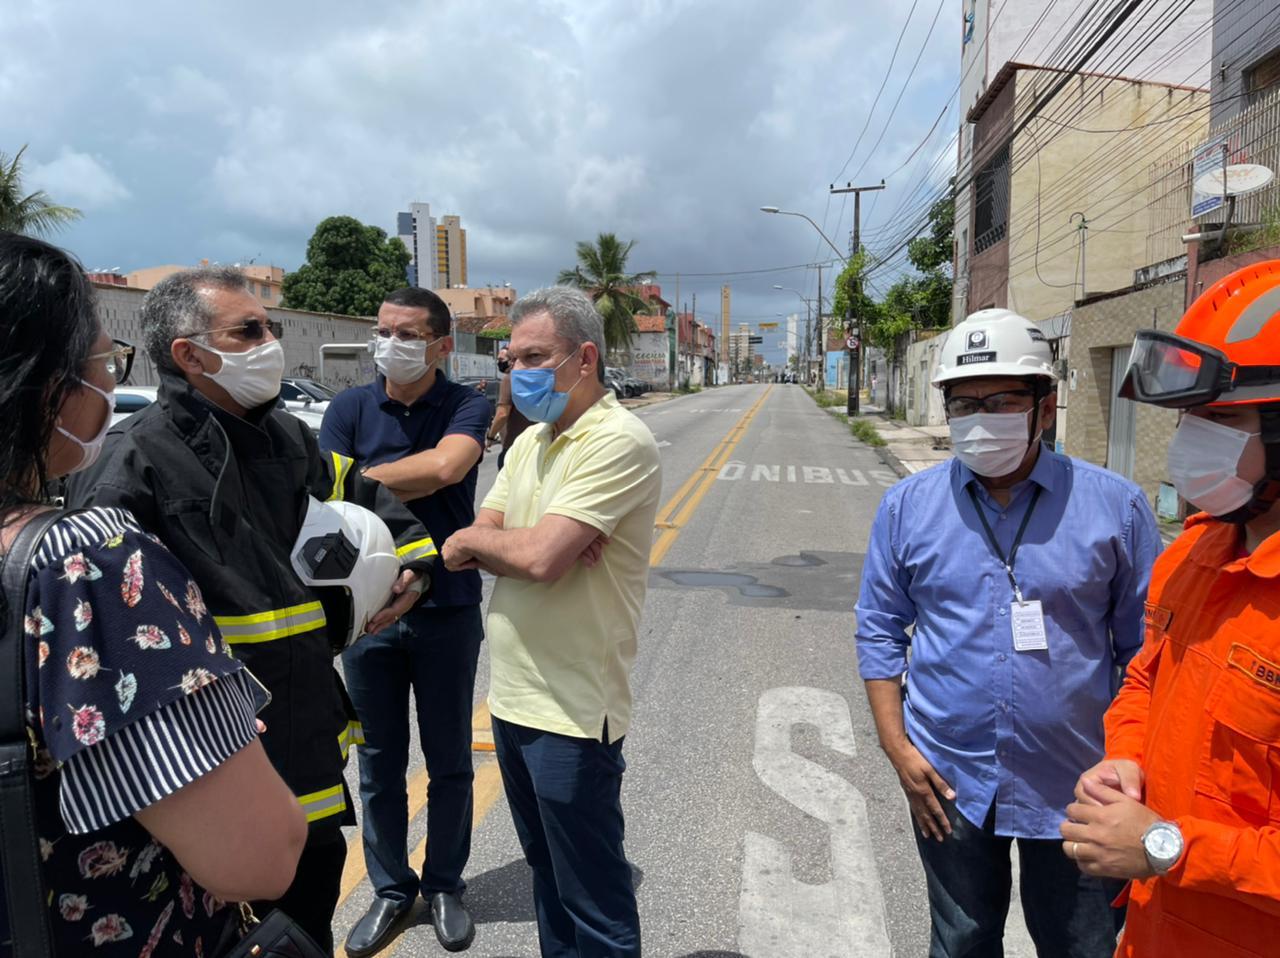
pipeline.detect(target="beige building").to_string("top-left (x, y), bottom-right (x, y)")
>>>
top-left (965, 67), bottom-right (1209, 320)
top-left (436, 215), bottom-right (467, 289)
top-left (437, 286), bottom-right (515, 329)
top-left (127, 262), bottom-right (286, 307)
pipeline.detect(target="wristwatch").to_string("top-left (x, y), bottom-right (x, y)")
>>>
top-left (1141, 820), bottom-right (1184, 874)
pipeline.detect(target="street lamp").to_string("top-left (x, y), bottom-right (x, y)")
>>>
top-left (759, 207), bottom-right (848, 264)
top-left (773, 285), bottom-right (814, 384)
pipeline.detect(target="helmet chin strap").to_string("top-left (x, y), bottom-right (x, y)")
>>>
top-left (1219, 405), bottom-right (1280, 525)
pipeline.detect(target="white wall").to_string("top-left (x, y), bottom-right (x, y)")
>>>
top-left (94, 284), bottom-right (378, 391)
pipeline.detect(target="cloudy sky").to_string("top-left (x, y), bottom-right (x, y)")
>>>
top-left (3, 0), bottom-right (957, 361)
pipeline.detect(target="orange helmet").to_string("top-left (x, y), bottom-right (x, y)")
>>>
top-left (1120, 260), bottom-right (1280, 408)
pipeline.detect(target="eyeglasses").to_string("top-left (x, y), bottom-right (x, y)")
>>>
top-left (86, 339), bottom-right (135, 385)
top-left (944, 389), bottom-right (1036, 419)
top-left (187, 318), bottom-right (283, 343)
top-left (373, 328), bottom-right (441, 343)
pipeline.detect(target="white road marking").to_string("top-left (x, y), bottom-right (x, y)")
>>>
top-left (656, 440), bottom-right (672, 448)
top-left (740, 687), bottom-right (892, 957)
top-left (717, 460), bottom-right (896, 487)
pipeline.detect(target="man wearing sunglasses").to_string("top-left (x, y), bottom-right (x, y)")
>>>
top-left (856, 308), bottom-right (1161, 956)
top-left (1064, 261), bottom-right (1280, 957)
top-left (66, 267), bottom-right (439, 954)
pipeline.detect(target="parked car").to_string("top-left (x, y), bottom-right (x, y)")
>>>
top-left (110, 386), bottom-right (159, 426)
top-left (604, 370), bottom-right (628, 400)
top-left (280, 377), bottom-right (333, 415)
top-left (624, 376), bottom-right (647, 396)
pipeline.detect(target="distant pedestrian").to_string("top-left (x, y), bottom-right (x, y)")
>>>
top-left (321, 287), bottom-right (491, 956)
top-left (1066, 262), bottom-right (1280, 957)
top-left (488, 345), bottom-right (532, 471)
top-left (855, 308), bottom-right (1161, 957)
top-left (442, 286), bottom-right (661, 958)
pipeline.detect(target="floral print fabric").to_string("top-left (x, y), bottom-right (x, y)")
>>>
top-left (0, 508), bottom-right (263, 956)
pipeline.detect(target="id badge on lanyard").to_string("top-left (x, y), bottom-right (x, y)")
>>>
top-left (967, 485), bottom-right (1047, 653)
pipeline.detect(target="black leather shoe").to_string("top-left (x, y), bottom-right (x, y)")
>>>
top-left (429, 892), bottom-right (475, 952)
top-left (344, 896), bottom-right (413, 958)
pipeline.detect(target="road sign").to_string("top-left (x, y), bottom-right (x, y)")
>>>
top-left (846, 336), bottom-right (859, 351)
top-left (748, 336), bottom-right (763, 344)
top-left (758, 322), bottom-right (779, 330)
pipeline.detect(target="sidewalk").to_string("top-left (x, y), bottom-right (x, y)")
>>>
top-left (859, 404), bottom-right (952, 477)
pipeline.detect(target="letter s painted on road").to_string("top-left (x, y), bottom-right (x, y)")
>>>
top-left (738, 687), bottom-right (891, 956)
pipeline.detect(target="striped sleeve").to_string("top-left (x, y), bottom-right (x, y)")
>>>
top-left (57, 669), bottom-right (261, 834)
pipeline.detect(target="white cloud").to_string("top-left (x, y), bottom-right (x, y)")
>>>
top-left (27, 149), bottom-right (131, 209)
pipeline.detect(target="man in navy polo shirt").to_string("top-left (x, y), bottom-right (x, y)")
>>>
top-left (321, 286), bottom-right (491, 956)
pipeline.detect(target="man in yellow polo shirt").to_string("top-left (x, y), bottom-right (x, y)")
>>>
top-left (442, 286), bottom-right (661, 957)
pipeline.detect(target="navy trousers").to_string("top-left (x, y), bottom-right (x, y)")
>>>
top-left (492, 716), bottom-right (641, 958)
top-left (342, 603), bottom-right (483, 902)
top-left (914, 797), bottom-right (1125, 957)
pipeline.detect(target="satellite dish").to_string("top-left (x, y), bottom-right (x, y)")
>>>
top-left (1193, 163), bottom-right (1275, 199)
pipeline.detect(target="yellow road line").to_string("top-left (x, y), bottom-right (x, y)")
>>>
top-left (649, 386), bottom-right (772, 567)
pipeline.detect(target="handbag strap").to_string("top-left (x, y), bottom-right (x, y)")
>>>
top-left (0, 509), bottom-right (70, 958)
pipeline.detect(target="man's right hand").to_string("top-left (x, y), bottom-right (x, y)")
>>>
top-left (888, 741), bottom-right (955, 841)
top-left (1074, 758), bottom-right (1144, 806)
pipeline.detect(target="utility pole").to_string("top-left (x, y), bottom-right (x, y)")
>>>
top-left (1070, 212), bottom-right (1089, 300)
top-left (815, 262), bottom-right (824, 392)
top-left (830, 180), bottom-right (885, 416)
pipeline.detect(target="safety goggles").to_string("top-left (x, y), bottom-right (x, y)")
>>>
top-left (86, 339), bottom-right (135, 385)
top-left (186, 318), bottom-right (283, 343)
top-left (1118, 329), bottom-right (1280, 408)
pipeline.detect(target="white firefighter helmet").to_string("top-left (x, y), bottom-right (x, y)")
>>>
top-left (932, 308), bottom-right (1056, 387)
top-left (291, 497), bottom-right (402, 648)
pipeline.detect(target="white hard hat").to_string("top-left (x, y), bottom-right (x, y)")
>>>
top-left (291, 497), bottom-right (404, 649)
top-left (932, 308), bottom-right (1056, 387)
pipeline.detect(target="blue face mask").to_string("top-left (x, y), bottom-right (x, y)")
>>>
top-left (511, 347), bottom-right (584, 423)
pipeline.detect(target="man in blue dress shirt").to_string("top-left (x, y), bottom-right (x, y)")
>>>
top-left (856, 309), bottom-right (1162, 957)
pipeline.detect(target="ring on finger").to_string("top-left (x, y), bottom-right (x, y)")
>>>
top-left (1069, 841), bottom-right (1079, 860)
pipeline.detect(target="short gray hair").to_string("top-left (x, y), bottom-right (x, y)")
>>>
top-left (141, 266), bottom-right (250, 372)
top-left (510, 286), bottom-right (606, 362)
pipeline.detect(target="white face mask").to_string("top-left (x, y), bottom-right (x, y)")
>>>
top-left (194, 339), bottom-right (285, 409)
top-left (374, 336), bottom-right (443, 386)
top-left (56, 379), bottom-right (115, 474)
top-left (949, 410), bottom-right (1037, 478)
top-left (1167, 414), bottom-right (1261, 517)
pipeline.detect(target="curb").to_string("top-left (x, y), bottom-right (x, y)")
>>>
top-left (808, 397), bottom-right (910, 480)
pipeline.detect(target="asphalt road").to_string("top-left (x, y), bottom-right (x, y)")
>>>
top-left (332, 383), bottom-right (1040, 957)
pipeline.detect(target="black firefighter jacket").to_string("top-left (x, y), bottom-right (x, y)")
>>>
top-left (66, 368), bottom-right (438, 832)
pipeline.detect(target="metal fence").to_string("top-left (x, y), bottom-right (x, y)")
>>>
top-left (1147, 85), bottom-right (1280, 264)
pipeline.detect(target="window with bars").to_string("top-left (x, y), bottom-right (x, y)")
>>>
top-left (973, 144), bottom-right (1010, 254)
top-left (1246, 45), bottom-right (1280, 106)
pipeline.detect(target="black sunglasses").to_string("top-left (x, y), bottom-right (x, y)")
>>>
top-left (86, 339), bottom-right (136, 385)
top-left (186, 318), bottom-right (283, 343)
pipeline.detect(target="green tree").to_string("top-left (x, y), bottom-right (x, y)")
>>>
top-left (863, 188), bottom-right (955, 349)
top-left (556, 232), bottom-right (656, 352)
top-left (282, 216), bottom-right (412, 316)
top-left (0, 145), bottom-right (81, 236)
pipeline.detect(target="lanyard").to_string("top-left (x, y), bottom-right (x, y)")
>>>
top-left (966, 484), bottom-right (1043, 604)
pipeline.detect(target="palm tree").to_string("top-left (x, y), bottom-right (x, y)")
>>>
top-left (557, 233), bottom-right (656, 352)
top-left (0, 146), bottom-right (81, 236)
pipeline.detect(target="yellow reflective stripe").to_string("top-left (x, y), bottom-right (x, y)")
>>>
top-left (297, 784), bottom-right (347, 823)
top-left (396, 537), bottom-right (439, 561)
top-left (214, 602), bottom-right (327, 645)
top-left (338, 721), bottom-right (365, 761)
top-left (328, 452), bottom-right (354, 502)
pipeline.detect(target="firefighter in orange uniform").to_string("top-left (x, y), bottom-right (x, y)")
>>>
top-left (1062, 261), bottom-right (1280, 957)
